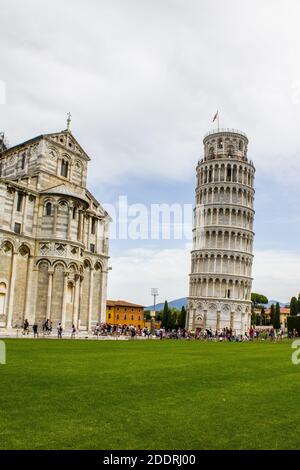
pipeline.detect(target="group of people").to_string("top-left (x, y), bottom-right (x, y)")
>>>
top-left (21, 319), bottom-right (293, 341)
top-left (22, 319), bottom-right (76, 339)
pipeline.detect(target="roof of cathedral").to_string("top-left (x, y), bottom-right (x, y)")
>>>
top-left (41, 184), bottom-right (89, 204)
top-left (0, 130), bottom-right (91, 161)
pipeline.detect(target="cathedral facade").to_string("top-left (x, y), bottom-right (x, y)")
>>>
top-left (187, 129), bottom-right (255, 334)
top-left (0, 128), bottom-right (110, 331)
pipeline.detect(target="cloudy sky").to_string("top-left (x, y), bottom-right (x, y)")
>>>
top-left (1, 0), bottom-right (300, 305)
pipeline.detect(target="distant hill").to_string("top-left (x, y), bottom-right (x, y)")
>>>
top-left (266, 299), bottom-right (288, 308)
top-left (146, 297), bottom-right (187, 311)
top-left (145, 297), bottom-right (288, 311)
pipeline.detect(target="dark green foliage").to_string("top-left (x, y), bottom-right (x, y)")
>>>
top-left (290, 297), bottom-right (299, 316)
top-left (273, 303), bottom-right (281, 330)
top-left (251, 293), bottom-right (268, 307)
top-left (287, 316), bottom-right (300, 335)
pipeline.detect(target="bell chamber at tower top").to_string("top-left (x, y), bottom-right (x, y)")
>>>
top-left (202, 129), bottom-right (250, 163)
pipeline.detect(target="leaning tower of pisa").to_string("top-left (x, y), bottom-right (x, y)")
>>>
top-left (187, 128), bottom-right (255, 335)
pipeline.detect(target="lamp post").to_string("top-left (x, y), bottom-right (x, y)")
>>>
top-left (151, 288), bottom-right (159, 334)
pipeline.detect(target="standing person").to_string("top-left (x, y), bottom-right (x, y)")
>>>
top-left (57, 323), bottom-right (63, 339)
top-left (33, 322), bottom-right (38, 339)
top-left (71, 324), bottom-right (76, 339)
top-left (23, 319), bottom-right (29, 335)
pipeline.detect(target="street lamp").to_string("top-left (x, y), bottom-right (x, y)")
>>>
top-left (150, 288), bottom-right (159, 334)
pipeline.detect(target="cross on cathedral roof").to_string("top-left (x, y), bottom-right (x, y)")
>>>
top-left (66, 112), bottom-right (72, 132)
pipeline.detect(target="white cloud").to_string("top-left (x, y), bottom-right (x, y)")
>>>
top-left (107, 246), bottom-right (191, 305)
top-left (1, 0), bottom-right (300, 185)
top-left (108, 247), bottom-right (300, 305)
top-left (252, 250), bottom-right (300, 302)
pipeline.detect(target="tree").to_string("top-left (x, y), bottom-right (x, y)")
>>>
top-left (178, 306), bottom-right (187, 329)
top-left (144, 311), bottom-right (152, 321)
top-left (273, 302), bottom-right (281, 330)
top-left (161, 301), bottom-right (171, 330)
top-left (261, 307), bottom-right (266, 326)
top-left (251, 293), bottom-right (268, 326)
top-left (290, 297), bottom-right (299, 316)
top-left (251, 293), bottom-right (269, 308)
top-left (270, 304), bottom-right (275, 326)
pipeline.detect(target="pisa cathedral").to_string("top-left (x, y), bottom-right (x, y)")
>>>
top-left (0, 127), bottom-right (110, 331)
top-left (187, 129), bottom-right (255, 334)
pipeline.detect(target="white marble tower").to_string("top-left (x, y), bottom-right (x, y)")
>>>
top-left (187, 128), bottom-right (255, 334)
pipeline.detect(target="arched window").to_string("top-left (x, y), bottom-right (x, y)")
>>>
top-left (73, 207), bottom-right (77, 219)
top-left (61, 159), bottom-right (69, 178)
top-left (45, 202), bottom-right (52, 216)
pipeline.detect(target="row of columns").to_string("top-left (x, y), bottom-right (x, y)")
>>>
top-left (45, 268), bottom-right (94, 330)
top-left (49, 203), bottom-right (99, 250)
top-left (189, 278), bottom-right (251, 301)
top-left (191, 255), bottom-right (252, 277)
top-left (198, 165), bottom-right (254, 187)
top-left (194, 231), bottom-right (253, 252)
top-left (197, 189), bottom-right (254, 207)
top-left (195, 208), bottom-right (254, 230)
top-left (188, 308), bottom-right (250, 334)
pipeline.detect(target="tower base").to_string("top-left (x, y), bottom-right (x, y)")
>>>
top-left (187, 297), bottom-right (251, 336)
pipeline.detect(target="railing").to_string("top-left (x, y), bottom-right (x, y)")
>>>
top-left (198, 157), bottom-right (254, 167)
top-left (204, 128), bottom-right (248, 139)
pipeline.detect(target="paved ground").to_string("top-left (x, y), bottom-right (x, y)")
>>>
top-left (0, 330), bottom-right (151, 340)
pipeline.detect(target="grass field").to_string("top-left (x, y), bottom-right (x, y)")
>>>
top-left (0, 338), bottom-right (299, 450)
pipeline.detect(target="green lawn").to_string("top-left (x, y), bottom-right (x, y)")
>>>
top-left (0, 339), bottom-right (299, 450)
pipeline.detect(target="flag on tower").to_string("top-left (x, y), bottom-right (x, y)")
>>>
top-left (212, 111), bottom-right (219, 123)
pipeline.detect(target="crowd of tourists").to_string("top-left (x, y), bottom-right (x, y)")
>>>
top-left (19, 319), bottom-right (298, 341)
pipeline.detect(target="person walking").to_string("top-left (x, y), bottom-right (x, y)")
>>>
top-left (71, 324), bottom-right (76, 339)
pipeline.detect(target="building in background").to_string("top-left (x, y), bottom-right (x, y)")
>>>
top-left (187, 129), bottom-right (255, 334)
top-left (106, 300), bottom-right (144, 329)
top-left (0, 125), bottom-right (111, 331)
top-left (264, 306), bottom-right (291, 329)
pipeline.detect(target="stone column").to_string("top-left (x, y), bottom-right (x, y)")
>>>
top-left (61, 272), bottom-right (69, 329)
top-left (77, 276), bottom-right (83, 330)
top-left (77, 210), bottom-right (83, 242)
top-left (46, 269), bottom-right (54, 320)
top-left (52, 204), bottom-right (58, 237)
top-left (21, 194), bottom-right (28, 235)
top-left (67, 206), bottom-right (72, 239)
top-left (6, 251), bottom-right (17, 329)
top-left (24, 255), bottom-right (34, 321)
top-left (82, 215), bottom-right (86, 246)
top-left (87, 268), bottom-right (94, 331)
top-left (10, 190), bottom-right (16, 231)
top-left (87, 216), bottom-right (91, 251)
top-left (73, 274), bottom-right (80, 327)
top-left (100, 268), bottom-right (108, 324)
